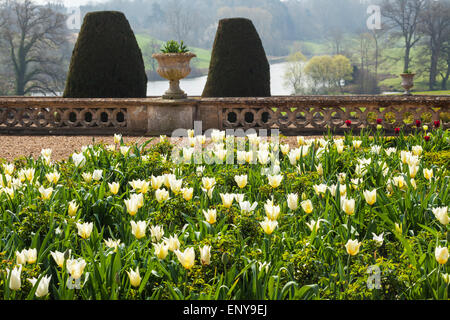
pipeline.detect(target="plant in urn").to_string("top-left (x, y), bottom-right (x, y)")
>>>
top-left (400, 70), bottom-right (415, 96)
top-left (152, 40), bottom-right (196, 99)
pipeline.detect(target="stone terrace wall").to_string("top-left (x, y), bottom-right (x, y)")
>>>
top-left (0, 96), bottom-right (448, 136)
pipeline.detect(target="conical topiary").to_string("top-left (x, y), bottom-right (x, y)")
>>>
top-left (63, 11), bottom-right (147, 98)
top-left (202, 18), bottom-right (270, 97)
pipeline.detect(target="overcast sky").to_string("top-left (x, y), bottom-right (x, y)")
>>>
top-left (34, 0), bottom-right (109, 6)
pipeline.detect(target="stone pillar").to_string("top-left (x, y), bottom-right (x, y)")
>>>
top-left (146, 99), bottom-right (196, 135)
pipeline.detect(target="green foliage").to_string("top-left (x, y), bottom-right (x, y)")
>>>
top-left (160, 40), bottom-right (189, 53)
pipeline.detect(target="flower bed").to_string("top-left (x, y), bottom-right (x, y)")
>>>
top-left (0, 127), bottom-right (449, 300)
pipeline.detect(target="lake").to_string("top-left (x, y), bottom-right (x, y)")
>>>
top-left (147, 62), bottom-right (292, 96)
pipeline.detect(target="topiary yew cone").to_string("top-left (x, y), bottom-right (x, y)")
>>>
top-left (63, 11), bottom-right (147, 98)
top-left (202, 18), bottom-right (271, 97)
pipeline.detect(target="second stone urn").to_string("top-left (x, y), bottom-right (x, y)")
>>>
top-left (400, 73), bottom-right (415, 95)
top-left (152, 52), bottom-right (197, 99)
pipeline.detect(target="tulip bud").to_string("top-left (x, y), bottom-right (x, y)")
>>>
top-left (363, 189), bottom-right (377, 206)
top-left (7, 265), bottom-right (22, 291)
top-left (199, 245), bottom-right (211, 265)
top-left (175, 247), bottom-right (195, 270)
top-left (28, 275), bottom-right (51, 298)
top-left (435, 246), bottom-right (449, 265)
top-left (126, 267), bottom-right (141, 288)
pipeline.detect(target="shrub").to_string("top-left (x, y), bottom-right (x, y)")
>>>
top-left (63, 11), bottom-right (147, 98)
top-left (202, 18), bottom-right (270, 98)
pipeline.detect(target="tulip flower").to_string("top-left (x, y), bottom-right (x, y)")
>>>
top-left (267, 174), bottom-right (283, 188)
top-left (219, 193), bottom-right (234, 208)
top-left (92, 169), bottom-right (103, 181)
top-left (234, 175), bottom-right (248, 189)
top-left (24, 248), bottom-right (37, 264)
top-left (341, 197), bottom-right (355, 215)
top-left (131, 220), bottom-right (147, 240)
top-left (28, 275), bottom-right (51, 298)
top-left (68, 200), bottom-right (79, 217)
top-left (202, 177), bottom-right (216, 191)
top-left (435, 246), bottom-right (449, 265)
top-left (199, 245), bottom-right (211, 265)
top-left (280, 144), bottom-right (290, 155)
top-left (169, 178), bottom-right (183, 195)
top-left (114, 134), bottom-right (122, 144)
top-left (104, 239), bottom-right (121, 251)
top-left (175, 247), bottom-right (196, 270)
top-left (372, 232), bottom-right (384, 247)
top-left (126, 267), bottom-right (141, 288)
top-left (409, 164), bottom-right (419, 178)
top-left (306, 219), bottom-right (324, 232)
top-left (39, 186), bottom-right (53, 200)
top-left (260, 217), bottom-right (278, 235)
top-left (45, 171), bottom-right (60, 184)
top-left (108, 182), bottom-right (120, 195)
top-left (301, 199), bottom-right (313, 214)
top-left (2, 163), bottom-right (14, 175)
top-left (76, 222), bottom-right (93, 239)
top-left (264, 202), bottom-right (281, 221)
top-left (412, 145), bottom-right (423, 156)
top-left (164, 235), bottom-right (181, 252)
top-left (352, 140), bottom-right (362, 149)
top-left (363, 189), bottom-right (377, 206)
top-left (239, 201), bottom-right (258, 214)
top-left (7, 265), bottom-right (22, 291)
top-left (345, 239), bottom-right (361, 256)
top-left (51, 250), bottom-right (70, 268)
top-left (203, 209), bottom-right (217, 224)
top-left (66, 258), bottom-right (86, 280)
top-left (150, 225), bottom-right (164, 242)
top-left (124, 197), bottom-right (139, 216)
top-left (150, 175), bottom-right (164, 190)
top-left (181, 187), bottom-right (194, 201)
top-left (155, 188), bottom-right (170, 203)
top-left (287, 193), bottom-right (298, 211)
top-left (423, 168), bottom-right (433, 181)
top-left (432, 207), bottom-right (449, 225)
top-left (81, 172), bottom-right (92, 183)
top-left (394, 222), bottom-right (402, 234)
top-left (120, 146), bottom-right (131, 156)
top-left (153, 242), bottom-right (169, 260)
top-left (313, 184), bottom-right (327, 196)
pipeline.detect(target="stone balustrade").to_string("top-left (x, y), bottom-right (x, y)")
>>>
top-left (0, 95), bottom-right (448, 136)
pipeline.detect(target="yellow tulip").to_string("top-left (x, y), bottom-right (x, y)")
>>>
top-left (203, 209), bottom-right (217, 224)
top-left (345, 239), bottom-right (361, 256)
top-left (234, 175), bottom-right (248, 189)
top-left (363, 189), bottom-right (376, 206)
top-left (108, 182), bottom-right (120, 195)
top-left (341, 197), bottom-right (355, 215)
top-left (260, 217), bottom-right (278, 235)
top-left (66, 258), bottom-right (86, 280)
top-left (175, 247), bottom-right (195, 270)
top-left (301, 199), bottom-right (313, 214)
top-left (182, 187), bottom-right (194, 201)
top-left (76, 222), bottom-right (93, 239)
top-left (199, 245), bottom-right (211, 265)
top-left (126, 267), bottom-right (141, 288)
top-left (130, 220), bottom-right (147, 240)
top-left (423, 168), bottom-right (433, 181)
top-left (435, 246), bottom-right (449, 265)
top-left (153, 242), bottom-right (169, 260)
top-left (68, 200), bottom-right (79, 217)
top-left (267, 174), bottom-right (283, 188)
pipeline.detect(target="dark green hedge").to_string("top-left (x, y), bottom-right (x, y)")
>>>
top-left (202, 18), bottom-right (271, 98)
top-left (63, 11), bottom-right (147, 98)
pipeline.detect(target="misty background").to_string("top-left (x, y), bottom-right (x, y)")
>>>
top-left (1, 0), bottom-right (450, 96)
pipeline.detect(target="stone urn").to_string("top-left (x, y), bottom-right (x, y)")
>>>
top-left (152, 52), bottom-right (197, 99)
top-left (400, 73), bottom-right (415, 95)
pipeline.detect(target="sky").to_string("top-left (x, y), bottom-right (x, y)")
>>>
top-left (34, 0), bottom-right (109, 6)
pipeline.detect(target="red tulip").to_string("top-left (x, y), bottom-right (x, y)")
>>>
top-left (345, 120), bottom-right (352, 127)
top-left (415, 120), bottom-right (421, 127)
top-left (394, 127), bottom-right (400, 134)
top-left (376, 118), bottom-right (383, 124)
top-left (424, 135), bottom-right (430, 142)
top-left (434, 120), bottom-right (440, 128)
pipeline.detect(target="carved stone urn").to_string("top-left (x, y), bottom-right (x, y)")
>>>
top-left (152, 52), bottom-right (197, 99)
top-left (400, 73), bottom-right (415, 95)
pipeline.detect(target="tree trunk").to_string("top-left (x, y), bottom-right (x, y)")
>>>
top-left (404, 45), bottom-right (411, 72)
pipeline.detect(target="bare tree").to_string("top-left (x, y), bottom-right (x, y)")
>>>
top-left (381, 0), bottom-right (426, 73)
top-left (0, 0), bottom-right (69, 95)
top-left (419, 0), bottom-right (450, 90)
top-left (164, 0), bottom-right (198, 43)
